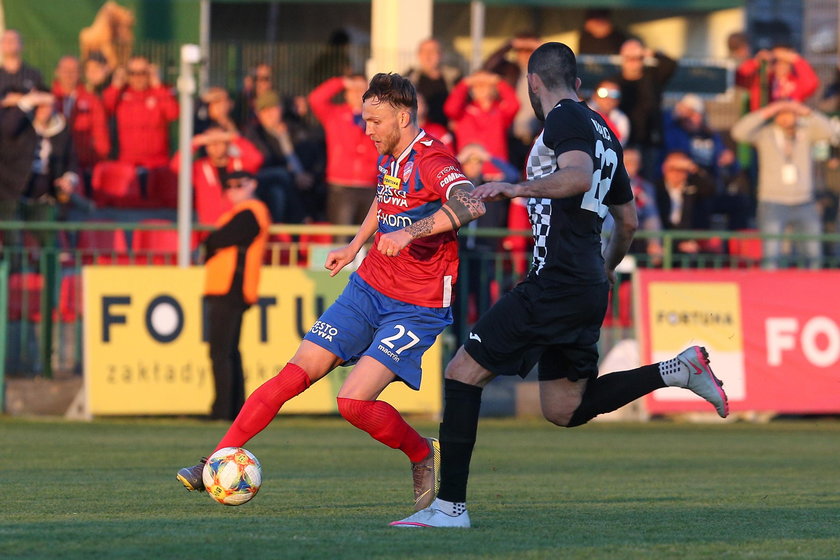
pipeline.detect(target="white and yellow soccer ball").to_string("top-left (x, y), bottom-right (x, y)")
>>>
top-left (203, 447), bottom-right (262, 506)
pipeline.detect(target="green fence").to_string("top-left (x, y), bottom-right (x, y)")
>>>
top-left (3, 221), bottom-right (840, 380)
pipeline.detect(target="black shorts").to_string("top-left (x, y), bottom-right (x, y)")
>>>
top-left (463, 278), bottom-right (608, 382)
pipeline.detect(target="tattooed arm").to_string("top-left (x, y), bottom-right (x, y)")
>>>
top-left (377, 184), bottom-right (486, 257)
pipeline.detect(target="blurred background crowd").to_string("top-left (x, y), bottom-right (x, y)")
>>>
top-left (1, 0), bottom-right (840, 270)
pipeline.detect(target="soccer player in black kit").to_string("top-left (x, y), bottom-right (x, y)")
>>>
top-left (392, 42), bottom-right (729, 528)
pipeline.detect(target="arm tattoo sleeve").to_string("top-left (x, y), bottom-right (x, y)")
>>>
top-left (445, 187), bottom-right (484, 225)
top-left (405, 216), bottom-right (435, 239)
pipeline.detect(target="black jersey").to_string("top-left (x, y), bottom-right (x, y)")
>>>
top-left (523, 99), bottom-right (632, 285)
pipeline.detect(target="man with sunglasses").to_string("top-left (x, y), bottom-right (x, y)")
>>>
top-left (103, 56), bottom-right (179, 169)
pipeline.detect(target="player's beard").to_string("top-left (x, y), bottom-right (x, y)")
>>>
top-left (529, 86), bottom-right (545, 122)
top-left (376, 126), bottom-right (401, 155)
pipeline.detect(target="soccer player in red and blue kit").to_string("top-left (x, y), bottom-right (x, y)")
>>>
top-left (178, 72), bottom-right (486, 512)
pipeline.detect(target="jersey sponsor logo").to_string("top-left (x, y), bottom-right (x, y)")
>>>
top-left (383, 174), bottom-right (401, 190)
top-left (439, 171), bottom-right (467, 188)
top-left (377, 184), bottom-right (409, 207)
top-left (379, 165), bottom-right (389, 174)
top-left (377, 343), bottom-right (401, 363)
top-left (468, 332), bottom-right (482, 343)
top-left (377, 209), bottom-right (413, 228)
top-left (590, 118), bottom-right (612, 142)
top-left (310, 320), bottom-right (338, 342)
top-left (436, 165), bottom-right (458, 179)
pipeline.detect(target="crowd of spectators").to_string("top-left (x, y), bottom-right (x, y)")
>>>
top-left (1, 12), bottom-right (839, 270)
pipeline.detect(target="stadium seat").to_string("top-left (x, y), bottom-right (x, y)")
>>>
top-left (146, 166), bottom-right (179, 209)
top-left (8, 272), bottom-right (43, 322)
top-left (75, 223), bottom-right (130, 265)
top-left (729, 229), bottom-right (763, 268)
top-left (90, 160), bottom-right (142, 208)
top-left (131, 219), bottom-right (179, 265)
top-left (58, 273), bottom-right (82, 323)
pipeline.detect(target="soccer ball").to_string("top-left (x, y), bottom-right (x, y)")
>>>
top-left (202, 447), bottom-right (262, 506)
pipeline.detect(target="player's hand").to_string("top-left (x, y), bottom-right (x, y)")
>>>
top-left (471, 181), bottom-right (518, 202)
top-left (378, 229), bottom-right (412, 257)
top-left (324, 245), bottom-right (357, 277)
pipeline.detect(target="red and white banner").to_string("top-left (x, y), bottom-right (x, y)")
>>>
top-left (636, 270), bottom-right (840, 414)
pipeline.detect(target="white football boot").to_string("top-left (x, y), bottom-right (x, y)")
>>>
top-left (390, 498), bottom-right (471, 528)
top-left (664, 346), bottom-right (729, 418)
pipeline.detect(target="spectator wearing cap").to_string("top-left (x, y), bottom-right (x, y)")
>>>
top-left (0, 30), bottom-right (44, 102)
top-left (578, 8), bottom-right (629, 55)
top-left (196, 86), bottom-right (239, 135)
top-left (444, 70), bottom-right (520, 180)
top-left (52, 55), bottom-right (110, 193)
top-left (244, 90), bottom-right (312, 223)
top-left (103, 56), bottom-right (179, 168)
top-left (612, 38), bottom-right (677, 180)
top-left (589, 79), bottom-right (630, 145)
top-left (170, 125), bottom-right (264, 225)
top-left (202, 169), bottom-right (270, 420)
top-left (664, 93), bottom-right (735, 185)
top-left (307, 74), bottom-right (379, 226)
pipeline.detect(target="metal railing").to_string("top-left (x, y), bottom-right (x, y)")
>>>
top-left (3, 221), bottom-right (840, 379)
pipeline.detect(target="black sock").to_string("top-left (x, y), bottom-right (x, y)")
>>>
top-left (567, 364), bottom-right (664, 427)
top-left (437, 378), bottom-right (483, 503)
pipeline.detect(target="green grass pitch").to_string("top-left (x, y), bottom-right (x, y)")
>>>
top-left (2, 416), bottom-right (838, 559)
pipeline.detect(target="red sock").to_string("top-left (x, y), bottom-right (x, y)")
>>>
top-left (336, 397), bottom-right (429, 462)
top-left (215, 363), bottom-right (311, 452)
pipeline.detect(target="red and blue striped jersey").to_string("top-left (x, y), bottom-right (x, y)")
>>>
top-left (357, 130), bottom-right (472, 308)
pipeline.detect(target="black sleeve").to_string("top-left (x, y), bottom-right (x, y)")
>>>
top-left (204, 209), bottom-right (260, 252)
top-left (605, 161), bottom-right (633, 206)
top-left (542, 104), bottom-right (592, 157)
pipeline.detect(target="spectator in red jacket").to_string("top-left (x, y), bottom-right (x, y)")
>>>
top-left (308, 74), bottom-right (379, 226)
top-left (736, 42), bottom-right (820, 111)
top-left (171, 126), bottom-right (264, 225)
top-left (103, 56), bottom-right (179, 168)
top-left (52, 55), bottom-right (110, 194)
top-left (444, 70), bottom-right (519, 180)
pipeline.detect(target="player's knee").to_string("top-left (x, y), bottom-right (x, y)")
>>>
top-left (444, 347), bottom-right (491, 386)
top-left (542, 408), bottom-right (575, 427)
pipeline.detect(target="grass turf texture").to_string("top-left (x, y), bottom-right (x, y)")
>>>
top-left (1, 417), bottom-right (838, 560)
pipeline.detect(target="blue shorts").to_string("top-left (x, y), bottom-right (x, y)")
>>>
top-left (303, 273), bottom-right (452, 390)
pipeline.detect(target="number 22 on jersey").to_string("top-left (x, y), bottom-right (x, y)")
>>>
top-left (580, 139), bottom-right (618, 218)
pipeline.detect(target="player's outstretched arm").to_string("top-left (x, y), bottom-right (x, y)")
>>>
top-left (472, 150), bottom-right (593, 202)
top-left (378, 184), bottom-right (485, 256)
top-left (325, 199), bottom-right (380, 276)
